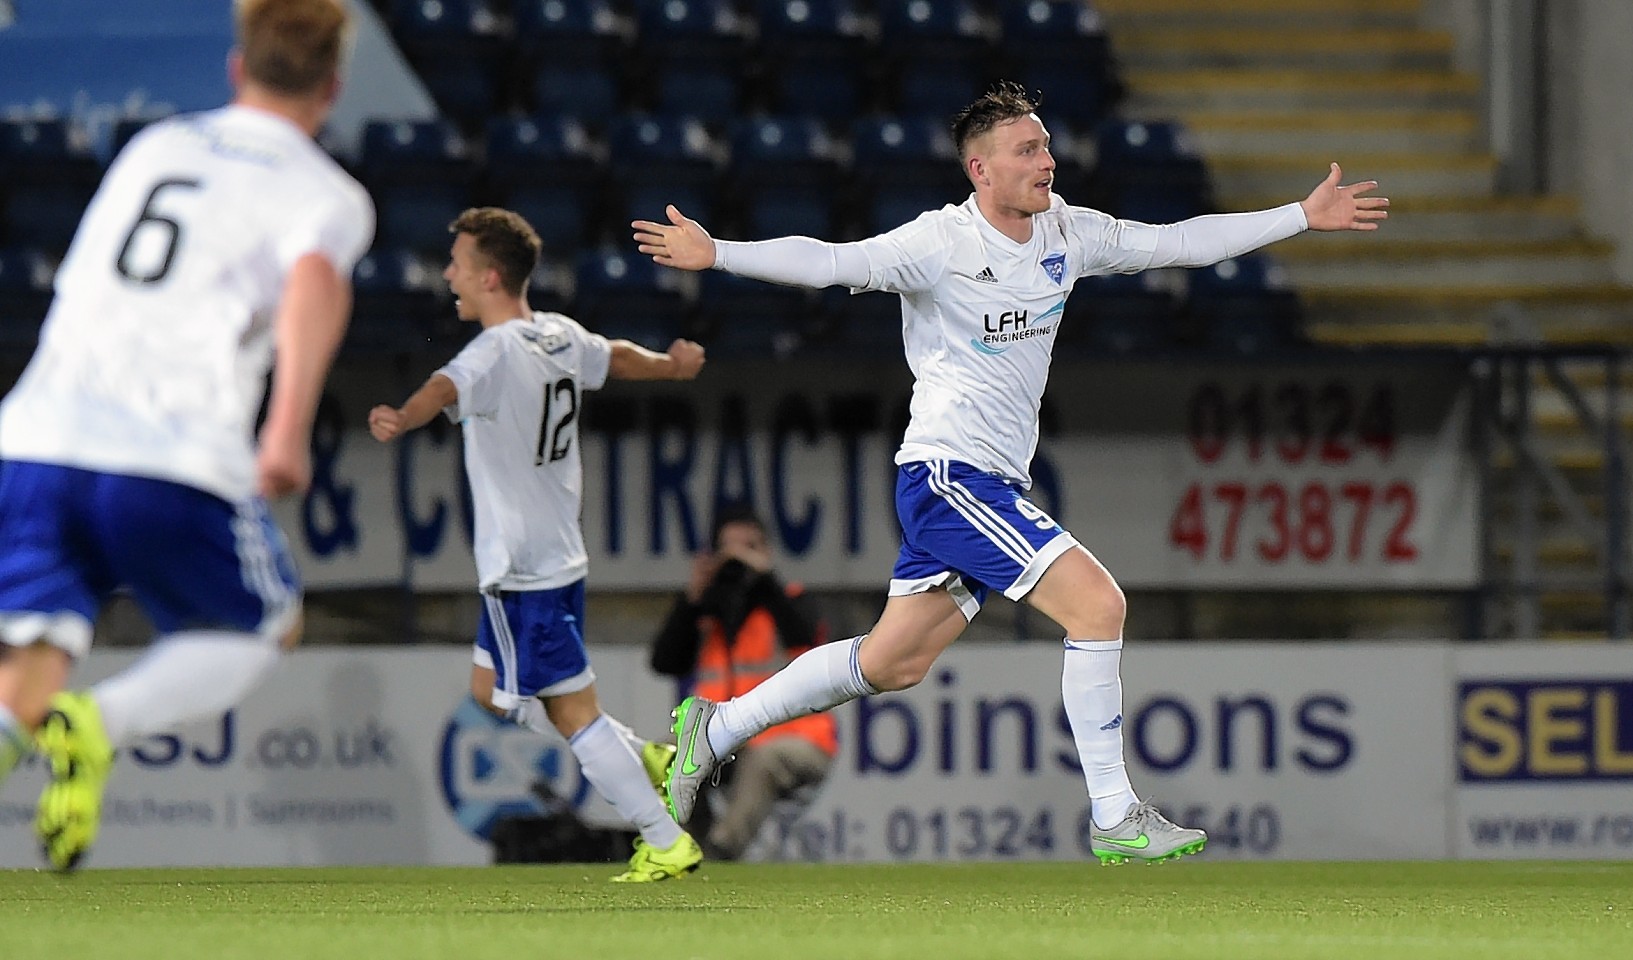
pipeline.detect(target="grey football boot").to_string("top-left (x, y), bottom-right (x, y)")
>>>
top-left (665, 695), bottom-right (725, 825)
top-left (1088, 801), bottom-right (1208, 864)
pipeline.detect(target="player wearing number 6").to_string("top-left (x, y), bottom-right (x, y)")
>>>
top-left (368, 207), bottom-right (707, 882)
top-left (0, 0), bottom-right (372, 870)
top-left (633, 81), bottom-right (1387, 864)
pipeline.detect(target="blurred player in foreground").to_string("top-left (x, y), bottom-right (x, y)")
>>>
top-left (369, 207), bottom-right (706, 882)
top-left (0, 0), bottom-right (373, 870)
top-left (634, 81), bottom-right (1387, 864)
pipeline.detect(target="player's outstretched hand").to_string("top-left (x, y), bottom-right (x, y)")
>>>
top-left (1299, 163), bottom-right (1389, 232)
top-left (667, 338), bottom-right (706, 380)
top-left (633, 205), bottom-right (717, 271)
top-left (368, 404), bottom-right (407, 442)
top-left (256, 429), bottom-right (311, 499)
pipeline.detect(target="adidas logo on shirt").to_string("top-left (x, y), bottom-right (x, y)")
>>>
top-left (974, 266), bottom-right (998, 283)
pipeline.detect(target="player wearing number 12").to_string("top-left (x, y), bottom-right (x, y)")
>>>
top-left (368, 207), bottom-right (706, 882)
top-left (634, 81), bottom-right (1388, 865)
top-left (0, 0), bottom-right (372, 870)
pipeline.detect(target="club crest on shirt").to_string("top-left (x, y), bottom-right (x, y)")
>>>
top-left (520, 326), bottom-right (571, 356)
top-left (1040, 252), bottom-right (1066, 285)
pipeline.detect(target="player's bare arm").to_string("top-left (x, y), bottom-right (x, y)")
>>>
top-left (1299, 162), bottom-right (1389, 232)
top-left (258, 252), bottom-right (351, 498)
top-left (368, 373), bottom-right (458, 442)
top-left (631, 205), bottom-right (717, 271)
top-left (608, 338), bottom-right (706, 381)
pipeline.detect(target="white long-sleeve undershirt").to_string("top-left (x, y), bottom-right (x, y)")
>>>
top-left (708, 202), bottom-right (1309, 288)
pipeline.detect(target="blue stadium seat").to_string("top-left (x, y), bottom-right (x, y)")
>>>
top-left (573, 248), bottom-right (690, 340)
top-left (851, 115), bottom-right (956, 179)
top-left (360, 120), bottom-right (475, 185)
top-left (348, 249), bottom-right (442, 355)
top-left (729, 115), bottom-right (838, 173)
top-left (485, 115), bottom-right (601, 187)
top-left (1013, 58), bottom-right (1116, 129)
top-left (0, 246), bottom-right (54, 350)
top-left (894, 59), bottom-right (987, 118)
top-left (755, 0), bottom-right (867, 58)
top-left (514, 0), bottom-right (626, 58)
top-left (694, 270), bottom-right (815, 358)
top-left (654, 62), bottom-right (745, 124)
top-left (632, 0), bottom-right (745, 54)
top-left (608, 112), bottom-right (717, 186)
top-left (416, 61), bottom-right (503, 128)
top-left (852, 115), bottom-right (964, 233)
top-left (1090, 119), bottom-right (1214, 222)
top-left (1186, 255), bottom-right (1304, 355)
top-left (861, 183), bottom-right (962, 234)
top-left (814, 287), bottom-right (904, 355)
top-left (1058, 271), bottom-right (1184, 356)
top-left (371, 184), bottom-right (474, 254)
top-left (767, 56), bottom-right (865, 123)
top-left (877, 0), bottom-right (989, 60)
top-left (728, 115), bottom-right (843, 239)
top-left (999, 0), bottom-right (1110, 59)
top-left (501, 184), bottom-right (600, 256)
top-left (531, 62), bottom-right (622, 119)
top-left (390, 0), bottom-right (502, 41)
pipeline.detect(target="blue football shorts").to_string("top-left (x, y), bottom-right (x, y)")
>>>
top-left (0, 460), bottom-right (300, 658)
top-left (472, 579), bottom-right (595, 709)
top-left (890, 459), bottom-right (1079, 621)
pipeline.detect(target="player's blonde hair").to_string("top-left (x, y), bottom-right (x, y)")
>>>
top-left (235, 0), bottom-right (351, 97)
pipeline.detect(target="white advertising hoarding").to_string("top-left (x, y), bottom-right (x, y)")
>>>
top-left (16, 641), bottom-right (1616, 867)
top-left (272, 359), bottom-right (1478, 593)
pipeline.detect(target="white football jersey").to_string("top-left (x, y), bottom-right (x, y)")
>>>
top-left (855, 193), bottom-right (1190, 486)
top-left (438, 312), bottom-right (612, 591)
top-left (0, 105), bottom-right (374, 501)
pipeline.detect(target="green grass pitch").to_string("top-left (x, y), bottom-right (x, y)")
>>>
top-left (2, 862), bottom-right (1630, 959)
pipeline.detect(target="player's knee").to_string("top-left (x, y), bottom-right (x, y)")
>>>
top-left (869, 653), bottom-right (936, 692)
top-left (1063, 580), bottom-right (1127, 639)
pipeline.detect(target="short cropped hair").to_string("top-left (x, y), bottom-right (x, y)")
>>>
top-left (951, 81), bottom-right (1042, 158)
top-left (449, 208), bottom-right (542, 296)
top-left (235, 0), bottom-right (351, 97)
top-left (711, 502), bottom-right (766, 551)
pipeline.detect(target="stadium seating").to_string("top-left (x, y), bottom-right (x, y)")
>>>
top-left (1089, 119), bottom-right (1215, 224)
top-left (0, 120), bottom-right (102, 254)
top-left (0, 247), bottom-right (54, 349)
top-left (694, 269), bottom-right (816, 358)
top-left (0, 0), bottom-right (1291, 361)
top-left (851, 114), bottom-right (966, 233)
top-left (607, 113), bottom-right (720, 229)
top-left (727, 116), bottom-right (845, 240)
top-left (348, 249), bottom-right (444, 355)
top-left (573, 248), bottom-right (691, 344)
top-left (1058, 270), bottom-right (1185, 356)
top-left (1186, 255), bottom-right (1305, 355)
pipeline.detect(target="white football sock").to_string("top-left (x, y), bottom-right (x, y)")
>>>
top-left (510, 700), bottom-right (649, 756)
top-left (94, 632), bottom-right (280, 746)
top-left (709, 635), bottom-right (876, 757)
top-left (569, 714), bottom-right (682, 849)
top-left (1062, 638), bottom-right (1141, 828)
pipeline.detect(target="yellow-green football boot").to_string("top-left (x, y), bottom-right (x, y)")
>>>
top-left (34, 691), bottom-right (114, 871)
top-left (609, 831), bottom-right (703, 883)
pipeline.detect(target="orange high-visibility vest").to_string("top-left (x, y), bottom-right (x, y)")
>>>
top-left (692, 585), bottom-right (838, 756)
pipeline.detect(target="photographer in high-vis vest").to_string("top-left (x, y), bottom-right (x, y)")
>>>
top-left (649, 504), bottom-right (837, 859)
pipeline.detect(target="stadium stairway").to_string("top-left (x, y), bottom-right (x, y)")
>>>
top-left (1095, 0), bottom-right (1633, 637)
